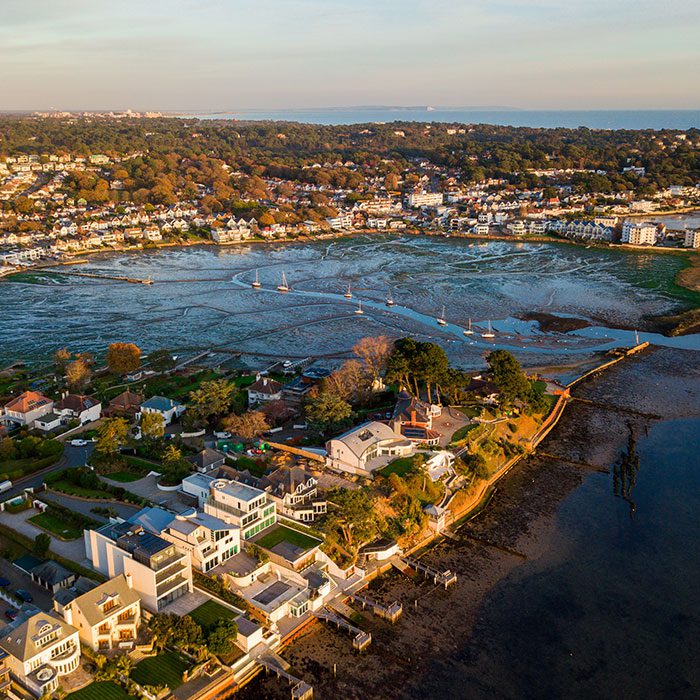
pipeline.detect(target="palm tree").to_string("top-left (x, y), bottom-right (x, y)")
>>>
top-left (115, 654), bottom-right (135, 678)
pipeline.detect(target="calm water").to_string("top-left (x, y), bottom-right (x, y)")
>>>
top-left (192, 109), bottom-right (700, 130)
top-left (417, 416), bottom-right (700, 699)
top-left (2, 236), bottom-right (699, 366)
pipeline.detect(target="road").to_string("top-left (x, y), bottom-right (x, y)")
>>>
top-left (4, 443), bottom-right (94, 499)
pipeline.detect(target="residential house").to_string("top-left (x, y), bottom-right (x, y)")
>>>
top-left (247, 376), bottom-right (284, 406)
top-left (187, 448), bottom-right (227, 474)
top-left (55, 574), bottom-right (141, 652)
top-left (0, 649), bottom-right (10, 697)
top-left (1, 391), bottom-right (54, 427)
top-left (260, 466), bottom-right (327, 523)
top-left (138, 396), bottom-right (185, 425)
top-left (12, 556), bottom-right (76, 594)
top-left (0, 611), bottom-right (81, 697)
top-left (103, 390), bottom-right (143, 419)
top-left (55, 394), bottom-right (102, 424)
top-left (326, 421), bottom-right (414, 476)
top-left (684, 229), bottom-right (700, 248)
top-left (389, 391), bottom-right (442, 445)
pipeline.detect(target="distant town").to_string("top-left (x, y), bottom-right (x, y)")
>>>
top-left (1, 116), bottom-right (699, 272)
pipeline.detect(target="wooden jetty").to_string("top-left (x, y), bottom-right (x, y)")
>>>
top-left (348, 592), bottom-right (403, 623)
top-left (315, 608), bottom-right (372, 651)
top-left (401, 556), bottom-right (457, 589)
top-left (259, 656), bottom-right (313, 700)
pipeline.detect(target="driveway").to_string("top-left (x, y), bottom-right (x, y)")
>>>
top-left (101, 474), bottom-right (190, 513)
top-left (39, 491), bottom-right (141, 522)
top-left (0, 561), bottom-right (54, 612)
top-left (0, 508), bottom-right (86, 561)
top-left (433, 406), bottom-right (472, 446)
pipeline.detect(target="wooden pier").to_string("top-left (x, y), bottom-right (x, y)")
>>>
top-left (259, 657), bottom-right (313, 700)
top-left (315, 608), bottom-right (372, 651)
top-left (348, 592), bottom-right (403, 623)
top-left (401, 556), bottom-right (457, 589)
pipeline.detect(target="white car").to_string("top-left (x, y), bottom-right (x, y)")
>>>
top-left (70, 439), bottom-right (89, 447)
top-left (214, 431), bottom-right (231, 439)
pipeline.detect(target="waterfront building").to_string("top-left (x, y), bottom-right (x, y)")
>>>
top-left (684, 229), bottom-right (700, 248)
top-left (389, 391), bottom-right (442, 445)
top-left (407, 192), bottom-right (444, 208)
top-left (84, 521), bottom-right (192, 612)
top-left (54, 573), bottom-right (141, 652)
top-left (260, 465), bottom-right (327, 523)
top-left (326, 421), bottom-right (414, 476)
top-left (622, 221), bottom-right (657, 246)
top-left (54, 393), bottom-right (102, 424)
top-left (0, 611), bottom-right (81, 697)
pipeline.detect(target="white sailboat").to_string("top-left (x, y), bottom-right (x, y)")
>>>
top-left (481, 320), bottom-right (495, 339)
top-left (251, 269), bottom-right (261, 288)
top-left (354, 301), bottom-right (365, 315)
top-left (437, 305), bottom-right (447, 326)
top-left (277, 272), bottom-right (289, 292)
top-left (344, 284), bottom-right (353, 299)
top-left (463, 318), bottom-right (473, 335)
top-left (386, 289), bottom-right (395, 307)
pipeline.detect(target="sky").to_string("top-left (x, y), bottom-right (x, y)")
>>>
top-left (1, 0), bottom-right (699, 112)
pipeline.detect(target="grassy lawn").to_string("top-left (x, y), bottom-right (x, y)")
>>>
top-left (449, 423), bottom-right (480, 444)
top-left (49, 479), bottom-right (112, 499)
top-left (66, 681), bottom-right (131, 700)
top-left (188, 599), bottom-right (237, 633)
top-left (107, 470), bottom-right (143, 482)
top-left (226, 454), bottom-right (267, 477)
top-left (377, 456), bottom-right (417, 478)
top-left (256, 524), bottom-right (322, 552)
top-left (28, 511), bottom-right (84, 539)
top-left (132, 651), bottom-right (191, 690)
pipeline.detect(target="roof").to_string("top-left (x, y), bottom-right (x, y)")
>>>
top-left (29, 561), bottom-right (74, 587)
top-left (187, 448), bottom-right (227, 469)
top-left (248, 376), bottom-right (283, 395)
top-left (392, 391), bottom-right (431, 424)
top-left (128, 506), bottom-right (176, 534)
top-left (108, 390), bottom-right (143, 409)
top-left (0, 611), bottom-right (77, 662)
top-left (4, 391), bottom-right (52, 414)
top-left (330, 421), bottom-right (410, 459)
top-left (261, 466), bottom-right (314, 497)
top-left (141, 395), bottom-right (182, 411)
top-left (56, 394), bottom-right (99, 413)
top-left (13, 554), bottom-right (43, 575)
top-left (167, 510), bottom-right (232, 534)
top-left (70, 574), bottom-right (141, 628)
top-left (214, 479), bottom-right (265, 503)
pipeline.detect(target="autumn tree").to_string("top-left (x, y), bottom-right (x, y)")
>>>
top-left (106, 342), bottom-right (141, 375)
top-left (223, 410), bottom-right (269, 440)
top-left (189, 379), bottom-right (235, 425)
top-left (54, 347), bottom-right (72, 372)
top-left (65, 358), bottom-right (92, 391)
top-left (324, 360), bottom-right (370, 404)
top-left (141, 412), bottom-right (165, 441)
top-left (95, 417), bottom-right (130, 457)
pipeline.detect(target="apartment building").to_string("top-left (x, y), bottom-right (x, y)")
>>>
top-left (84, 521), bottom-right (192, 612)
top-left (622, 222), bottom-right (657, 246)
top-left (407, 192), bottom-right (443, 208)
top-left (684, 229), bottom-right (700, 248)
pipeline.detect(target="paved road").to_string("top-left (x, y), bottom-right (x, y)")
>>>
top-left (4, 443), bottom-right (94, 500)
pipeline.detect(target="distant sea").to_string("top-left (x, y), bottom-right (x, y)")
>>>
top-left (190, 108), bottom-right (700, 130)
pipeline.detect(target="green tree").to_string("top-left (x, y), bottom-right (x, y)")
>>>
top-left (189, 379), bottom-right (235, 424)
top-left (486, 350), bottom-right (531, 406)
top-left (206, 619), bottom-right (238, 656)
top-left (304, 391), bottom-right (352, 434)
top-left (33, 533), bottom-right (51, 557)
top-left (147, 349), bottom-right (176, 372)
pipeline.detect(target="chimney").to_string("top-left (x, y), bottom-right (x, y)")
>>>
top-left (63, 604), bottom-right (73, 626)
top-left (125, 572), bottom-right (133, 589)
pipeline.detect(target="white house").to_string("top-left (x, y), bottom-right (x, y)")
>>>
top-left (0, 611), bottom-right (81, 697)
top-left (55, 394), bottom-right (102, 425)
top-left (247, 376), bottom-right (284, 406)
top-left (407, 192), bottom-right (443, 208)
top-left (138, 395), bottom-right (185, 425)
top-left (622, 222), bottom-right (657, 246)
top-left (1, 391), bottom-right (54, 427)
top-left (260, 466), bottom-right (327, 523)
top-left (684, 229), bottom-right (700, 249)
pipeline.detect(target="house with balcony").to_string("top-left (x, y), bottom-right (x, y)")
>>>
top-left (54, 573), bottom-right (141, 652)
top-left (0, 611), bottom-right (81, 697)
top-left (260, 466), bottom-right (327, 523)
top-left (1, 391), bottom-right (54, 427)
top-left (389, 391), bottom-right (442, 445)
top-left (84, 521), bottom-right (192, 613)
top-left (0, 649), bottom-right (10, 697)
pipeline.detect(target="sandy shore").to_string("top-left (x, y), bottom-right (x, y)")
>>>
top-left (235, 345), bottom-right (700, 700)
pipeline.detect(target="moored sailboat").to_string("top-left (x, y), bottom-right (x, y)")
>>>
top-left (251, 269), bottom-right (261, 288)
top-left (437, 305), bottom-right (447, 326)
top-left (344, 284), bottom-right (353, 299)
top-left (463, 318), bottom-right (473, 335)
top-left (277, 272), bottom-right (289, 292)
top-left (481, 320), bottom-right (495, 338)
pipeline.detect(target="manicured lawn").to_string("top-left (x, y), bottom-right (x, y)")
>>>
top-left (106, 470), bottom-right (143, 482)
top-left (256, 524), bottom-right (321, 552)
top-left (66, 681), bottom-right (131, 700)
top-left (131, 651), bottom-right (191, 690)
top-left (28, 511), bottom-right (83, 540)
top-left (449, 423), bottom-right (480, 444)
top-left (49, 479), bottom-right (112, 499)
top-left (188, 599), bottom-right (237, 633)
top-left (377, 457), bottom-right (417, 478)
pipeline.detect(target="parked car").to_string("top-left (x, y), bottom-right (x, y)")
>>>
top-left (4, 608), bottom-right (18, 621)
top-left (70, 439), bottom-right (89, 446)
top-left (0, 577), bottom-right (11, 588)
top-left (214, 431), bottom-right (231, 439)
top-left (15, 589), bottom-right (33, 603)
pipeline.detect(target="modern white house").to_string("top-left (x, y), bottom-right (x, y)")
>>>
top-left (407, 192), bottom-right (443, 208)
top-left (138, 395), bottom-right (185, 425)
top-left (84, 520), bottom-right (193, 613)
top-left (185, 475), bottom-right (277, 540)
top-left (0, 611), bottom-right (81, 697)
top-left (54, 574), bottom-right (142, 652)
top-left (325, 421), bottom-right (414, 476)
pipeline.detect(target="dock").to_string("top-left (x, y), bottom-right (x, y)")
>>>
top-left (315, 607), bottom-right (372, 651)
top-left (348, 592), bottom-right (403, 623)
top-left (259, 655), bottom-right (313, 700)
top-left (53, 270), bottom-right (154, 284)
top-left (401, 556), bottom-right (457, 589)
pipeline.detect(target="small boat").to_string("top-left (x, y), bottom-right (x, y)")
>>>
top-left (437, 305), bottom-right (447, 326)
top-left (386, 289), bottom-right (395, 307)
top-left (141, 278), bottom-right (153, 285)
top-left (354, 301), bottom-right (365, 315)
top-left (277, 272), bottom-right (289, 293)
top-left (344, 284), bottom-right (353, 299)
top-left (251, 270), bottom-right (261, 288)
top-left (481, 320), bottom-right (495, 339)
top-left (463, 318), bottom-right (474, 335)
